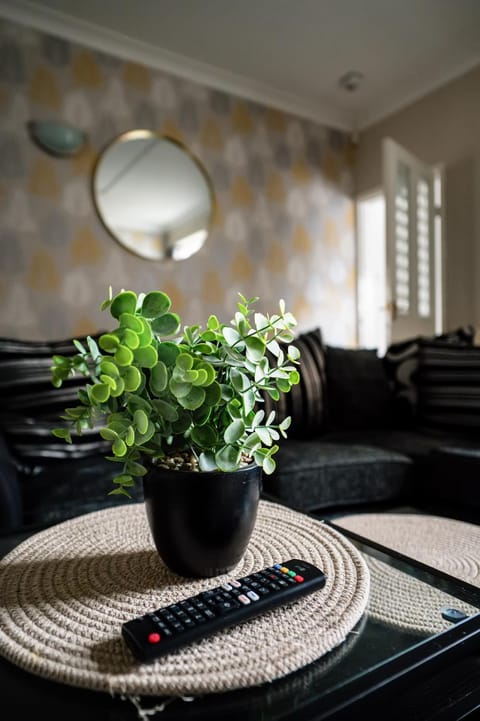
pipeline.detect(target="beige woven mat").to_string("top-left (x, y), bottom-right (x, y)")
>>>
top-left (0, 500), bottom-right (369, 697)
top-left (334, 513), bottom-right (480, 635)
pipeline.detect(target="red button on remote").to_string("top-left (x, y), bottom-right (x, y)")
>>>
top-left (148, 632), bottom-right (161, 644)
top-left (294, 575), bottom-right (304, 582)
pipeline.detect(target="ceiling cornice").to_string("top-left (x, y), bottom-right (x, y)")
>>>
top-left (0, 0), bottom-right (352, 131)
top-left (358, 56), bottom-right (480, 130)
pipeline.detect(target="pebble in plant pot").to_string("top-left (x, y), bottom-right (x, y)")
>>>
top-left (51, 288), bottom-right (301, 577)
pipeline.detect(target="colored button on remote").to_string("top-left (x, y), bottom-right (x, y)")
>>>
top-left (148, 632), bottom-right (161, 644)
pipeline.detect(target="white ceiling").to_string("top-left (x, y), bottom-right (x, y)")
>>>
top-left (2, 0), bottom-right (480, 130)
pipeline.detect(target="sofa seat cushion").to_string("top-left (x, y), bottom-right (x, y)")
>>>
top-left (17, 456), bottom-right (144, 528)
top-left (321, 428), bottom-right (480, 460)
top-left (264, 441), bottom-right (412, 512)
top-left (419, 446), bottom-right (480, 511)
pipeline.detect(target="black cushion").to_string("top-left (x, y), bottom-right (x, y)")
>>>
top-left (383, 326), bottom-right (475, 424)
top-left (0, 334), bottom-right (110, 462)
top-left (262, 328), bottom-right (327, 439)
top-left (416, 340), bottom-right (480, 434)
top-left (264, 440), bottom-right (412, 512)
top-left (324, 346), bottom-right (394, 431)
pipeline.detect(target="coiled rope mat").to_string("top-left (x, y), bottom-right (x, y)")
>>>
top-left (0, 500), bottom-right (369, 697)
top-left (334, 513), bottom-right (480, 636)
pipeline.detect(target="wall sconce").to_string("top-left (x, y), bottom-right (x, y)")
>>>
top-left (27, 120), bottom-right (87, 157)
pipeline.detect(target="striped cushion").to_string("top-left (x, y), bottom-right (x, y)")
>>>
top-left (417, 340), bottom-right (480, 433)
top-left (0, 335), bottom-right (110, 461)
top-left (262, 328), bottom-right (326, 438)
top-left (383, 325), bottom-right (475, 424)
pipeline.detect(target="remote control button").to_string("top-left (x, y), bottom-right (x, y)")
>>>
top-left (238, 594), bottom-right (251, 605)
top-left (247, 590), bottom-right (260, 601)
top-left (222, 583), bottom-right (233, 591)
top-left (257, 586), bottom-right (270, 596)
top-left (215, 599), bottom-right (241, 614)
top-left (294, 575), bottom-right (304, 583)
top-left (280, 566), bottom-right (289, 573)
top-left (174, 609), bottom-right (188, 620)
top-left (288, 571), bottom-right (296, 577)
top-left (231, 580), bottom-right (241, 588)
top-left (273, 564), bottom-right (282, 569)
top-left (148, 632), bottom-right (161, 644)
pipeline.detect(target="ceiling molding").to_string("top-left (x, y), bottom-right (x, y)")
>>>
top-left (357, 56), bottom-right (480, 130)
top-left (0, 0), bottom-right (352, 130)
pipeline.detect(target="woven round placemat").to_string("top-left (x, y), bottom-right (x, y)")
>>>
top-left (0, 500), bottom-right (369, 697)
top-left (334, 513), bottom-right (480, 635)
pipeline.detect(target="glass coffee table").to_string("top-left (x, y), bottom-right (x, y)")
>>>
top-left (1, 511), bottom-right (479, 720)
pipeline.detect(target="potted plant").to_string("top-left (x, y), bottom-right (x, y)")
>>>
top-left (51, 288), bottom-right (300, 577)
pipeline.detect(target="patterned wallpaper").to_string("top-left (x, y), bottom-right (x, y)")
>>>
top-left (0, 19), bottom-right (356, 345)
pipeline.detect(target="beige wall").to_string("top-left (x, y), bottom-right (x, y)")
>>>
top-left (356, 64), bottom-right (480, 331)
top-left (0, 19), bottom-right (356, 345)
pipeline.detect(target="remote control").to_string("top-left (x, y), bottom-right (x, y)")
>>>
top-left (122, 559), bottom-right (326, 662)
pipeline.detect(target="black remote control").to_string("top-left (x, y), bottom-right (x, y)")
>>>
top-left (122, 559), bottom-right (327, 662)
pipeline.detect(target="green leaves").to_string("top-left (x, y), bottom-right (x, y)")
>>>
top-left (141, 291), bottom-right (171, 318)
top-left (110, 291), bottom-right (137, 318)
top-left (49, 287), bottom-right (301, 490)
top-left (52, 427), bottom-right (72, 443)
top-left (151, 313), bottom-right (181, 336)
top-left (224, 419), bottom-right (245, 444)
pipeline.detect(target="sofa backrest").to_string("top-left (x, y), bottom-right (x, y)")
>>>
top-left (0, 335), bottom-right (109, 465)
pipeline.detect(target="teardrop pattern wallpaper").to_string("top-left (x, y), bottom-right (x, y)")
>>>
top-left (0, 19), bottom-right (356, 344)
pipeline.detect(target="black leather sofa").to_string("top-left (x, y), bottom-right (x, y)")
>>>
top-left (1, 326), bottom-right (479, 533)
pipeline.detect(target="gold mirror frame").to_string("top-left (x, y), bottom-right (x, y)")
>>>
top-left (92, 130), bottom-right (214, 261)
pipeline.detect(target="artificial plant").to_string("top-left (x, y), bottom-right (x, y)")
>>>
top-left (51, 288), bottom-right (300, 497)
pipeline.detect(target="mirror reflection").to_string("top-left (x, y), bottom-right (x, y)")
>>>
top-left (92, 131), bottom-right (213, 261)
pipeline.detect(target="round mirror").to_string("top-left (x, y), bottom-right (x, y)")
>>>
top-left (92, 131), bottom-right (214, 261)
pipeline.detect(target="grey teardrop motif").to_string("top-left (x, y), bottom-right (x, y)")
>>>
top-left (135, 101), bottom-right (157, 129)
top-left (41, 212), bottom-right (70, 248)
top-left (209, 90), bottom-right (231, 116)
top-left (179, 99), bottom-right (199, 134)
top-left (0, 40), bottom-right (25, 83)
top-left (42, 35), bottom-right (70, 67)
top-left (274, 142), bottom-right (291, 170)
top-left (0, 229), bottom-right (28, 273)
top-left (247, 157), bottom-right (265, 189)
top-left (0, 134), bottom-right (24, 178)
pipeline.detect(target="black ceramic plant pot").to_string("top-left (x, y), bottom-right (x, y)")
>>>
top-left (143, 464), bottom-right (263, 578)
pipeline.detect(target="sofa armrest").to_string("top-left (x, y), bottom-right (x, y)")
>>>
top-left (0, 430), bottom-right (22, 532)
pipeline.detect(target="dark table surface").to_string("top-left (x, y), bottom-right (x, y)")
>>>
top-left (1, 515), bottom-right (480, 721)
